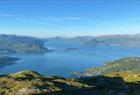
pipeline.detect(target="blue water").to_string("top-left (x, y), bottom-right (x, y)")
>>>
top-left (0, 40), bottom-right (140, 77)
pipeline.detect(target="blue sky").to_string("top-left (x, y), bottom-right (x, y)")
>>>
top-left (0, 0), bottom-right (140, 37)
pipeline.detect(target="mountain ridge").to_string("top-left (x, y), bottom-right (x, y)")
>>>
top-left (0, 34), bottom-right (48, 54)
top-left (45, 33), bottom-right (140, 48)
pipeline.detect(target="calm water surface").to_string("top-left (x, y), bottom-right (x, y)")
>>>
top-left (0, 41), bottom-right (140, 77)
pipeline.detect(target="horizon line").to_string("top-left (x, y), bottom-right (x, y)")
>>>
top-left (0, 32), bottom-right (139, 38)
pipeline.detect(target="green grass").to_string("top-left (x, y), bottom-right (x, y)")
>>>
top-left (0, 71), bottom-right (139, 95)
top-left (85, 57), bottom-right (140, 76)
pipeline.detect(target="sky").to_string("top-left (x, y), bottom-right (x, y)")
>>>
top-left (0, 0), bottom-right (140, 37)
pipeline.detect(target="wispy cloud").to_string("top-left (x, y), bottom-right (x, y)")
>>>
top-left (15, 18), bottom-right (57, 26)
top-left (66, 17), bottom-right (81, 20)
top-left (15, 18), bottom-right (49, 25)
top-left (0, 14), bottom-right (82, 25)
top-left (0, 14), bottom-right (14, 17)
top-left (41, 17), bottom-right (82, 21)
top-left (0, 13), bottom-right (81, 22)
top-left (42, 18), bottom-right (62, 21)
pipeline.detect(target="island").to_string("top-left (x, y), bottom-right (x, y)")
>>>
top-left (64, 48), bottom-right (79, 51)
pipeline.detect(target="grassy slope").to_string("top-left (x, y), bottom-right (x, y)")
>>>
top-left (85, 57), bottom-right (140, 76)
top-left (0, 71), bottom-right (139, 95)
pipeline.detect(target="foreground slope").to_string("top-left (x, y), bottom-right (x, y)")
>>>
top-left (0, 71), bottom-right (139, 95)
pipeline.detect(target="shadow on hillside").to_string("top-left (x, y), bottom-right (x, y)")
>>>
top-left (79, 76), bottom-right (140, 95)
top-left (35, 76), bottom-right (140, 95)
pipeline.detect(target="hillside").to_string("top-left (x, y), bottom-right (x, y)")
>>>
top-left (0, 56), bottom-right (19, 68)
top-left (84, 57), bottom-right (140, 76)
top-left (0, 71), bottom-right (139, 95)
top-left (0, 34), bottom-right (48, 54)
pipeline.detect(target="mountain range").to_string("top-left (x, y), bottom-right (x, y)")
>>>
top-left (0, 34), bottom-right (48, 54)
top-left (45, 34), bottom-right (140, 48)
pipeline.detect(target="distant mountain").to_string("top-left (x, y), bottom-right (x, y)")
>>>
top-left (96, 34), bottom-right (140, 47)
top-left (84, 57), bottom-right (140, 76)
top-left (0, 34), bottom-right (48, 54)
top-left (44, 36), bottom-right (109, 46)
top-left (75, 34), bottom-right (140, 47)
top-left (45, 34), bottom-right (140, 47)
top-left (84, 38), bottom-right (109, 46)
